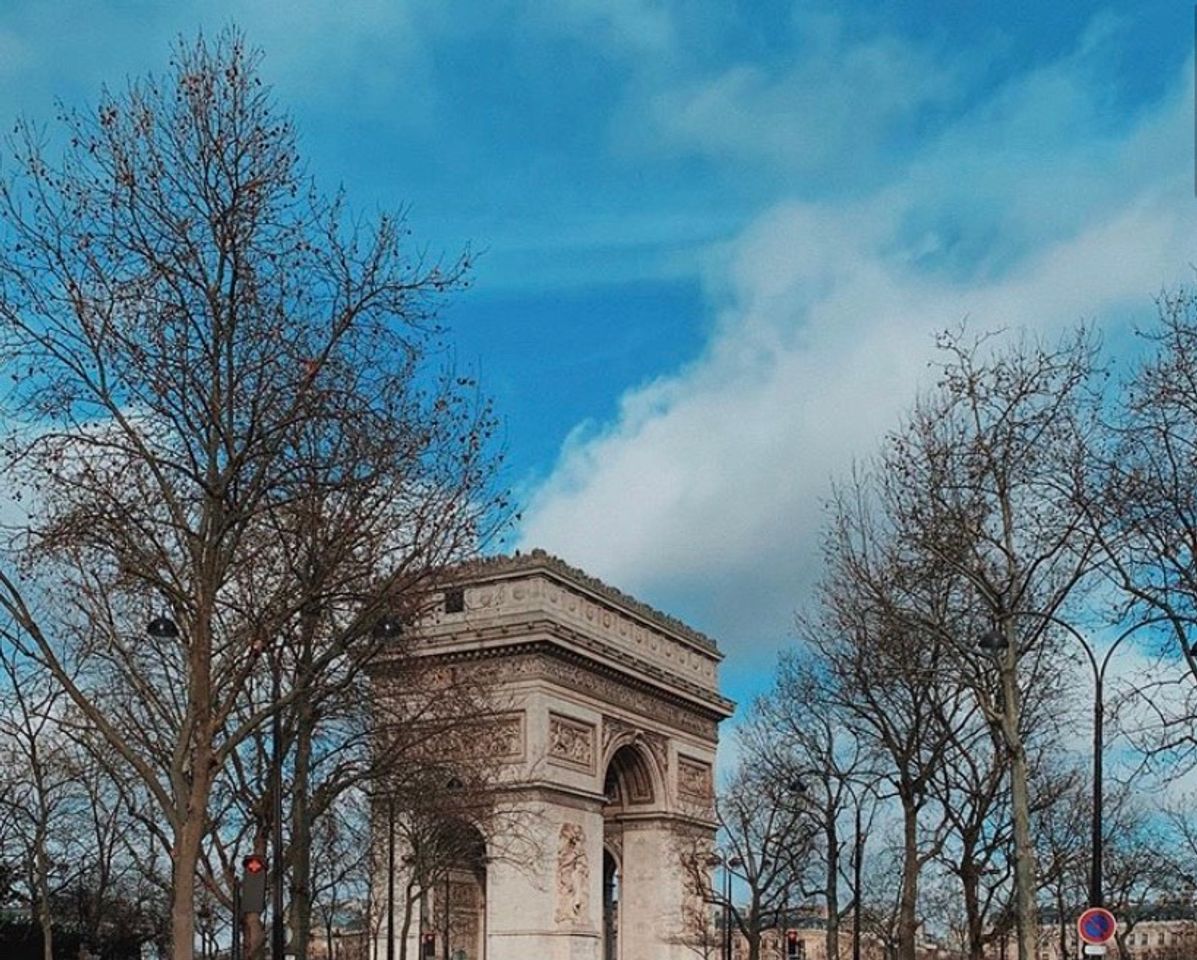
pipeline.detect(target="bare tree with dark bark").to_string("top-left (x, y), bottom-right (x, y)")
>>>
top-left (0, 31), bottom-right (507, 960)
top-left (1089, 290), bottom-right (1197, 767)
top-left (872, 327), bottom-right (1104, 960)
top-left (808, 473), bottom-right (980, 960)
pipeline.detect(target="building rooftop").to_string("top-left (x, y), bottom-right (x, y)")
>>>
top-left (446, 548), bottom-right (721, 655)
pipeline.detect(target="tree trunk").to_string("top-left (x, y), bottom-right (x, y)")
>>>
top-left (398, 882), bottom-right (418, 960)
top-left (171, 815), bottom-right (205, 960)
top-left (962, 868), bottom-right (983, 960)
top-left (1003, 664), bottom-right (1037, 960)
top-left (34, 827), bottom-right (54, 960)
top-left (826, 817), bottom-right (840, 960)
top-left (1056, 886), bottom-right (1067, 960)
top-left (747, 926), bottom-right (761, 960)
top-left (898, 799), bottom-right (919, 960)
top-left (291, 705), bottom-right (314, 960)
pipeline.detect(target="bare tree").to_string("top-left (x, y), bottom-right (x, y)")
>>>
top-left (0, 633), bottom-right (88, 960)
top-left (872, 327), bottom-right (1104, 960)
top-left (748, 650), bottom-right (872, 960)
top-left (0, 30), bottom-right (506, 960)
top-left (808, 471), bottom-right (981, 960)
top-left (1027, 759), bottom-right (1125, 960)
top-left (680, 763), bottom-right (816, 960)
top-left (927, 711), bottom-right (1015, 960)
top-left (1097, 290), bottom-right (1197, 655)
top-left (1089, 290), bottom-right (1197, 767)
top-left (1102, 791), bottom-right (1174, 960)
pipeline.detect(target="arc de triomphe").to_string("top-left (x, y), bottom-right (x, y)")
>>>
top-left (372, 550), bottom-right (734, 960)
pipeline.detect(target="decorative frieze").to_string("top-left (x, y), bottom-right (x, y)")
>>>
top-left (490, 713), bottom-right (525, 761)
top-left (542, 579), bottom-right (719, 688)
top-left (548, 713), bottom-right (595, 771)
top-left (541, 655), bottom-right (720, 742)
top-left (678, 756), bottom-right (713, 802)
top-left (409, 650), bottom-right (721, 742)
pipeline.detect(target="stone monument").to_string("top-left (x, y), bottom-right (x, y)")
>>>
top-left (372, 549), bottom-right (734, 960)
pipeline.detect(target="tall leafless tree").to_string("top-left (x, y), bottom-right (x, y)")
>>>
top-left (872, 327), bottom-right (1104, 960)
top-left (1088, 290), bottom-right (1197, 766)
top-left (680, 762), bottom-right (816, 960)
top-left (0, 31), bottom-right (507, 960)
top-left (808, 470), bottom-right (980, 960)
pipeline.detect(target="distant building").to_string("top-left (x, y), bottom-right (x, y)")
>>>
top-left (1001, 904), bottom-right (1197, 960)
top-left (308, 906), bottom-right (369, 960)
top-left (722, 905), bottom-right (953, 960)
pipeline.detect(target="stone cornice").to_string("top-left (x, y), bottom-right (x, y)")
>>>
top-left (422, 615), bottom-right (732, 715)
top-left (373, 637), bottom-right (733, 739)
top-left (441, 549), bottom-right (721, 656)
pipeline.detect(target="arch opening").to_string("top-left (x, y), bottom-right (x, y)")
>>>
top-left (603, 743), bottom-right (656, 810)
top-left (428, 820), bottom-right (487, 960)
top-left (602, 848), bottom-right (620, 960)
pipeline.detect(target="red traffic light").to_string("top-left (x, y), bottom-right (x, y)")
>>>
top-left (787, 930), bottom-right (799, 944)
top-left (243, 855), bottom-right (266, 875)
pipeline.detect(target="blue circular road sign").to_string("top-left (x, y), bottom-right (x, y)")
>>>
top-left (1077, 907), bottom-right (1117, 945)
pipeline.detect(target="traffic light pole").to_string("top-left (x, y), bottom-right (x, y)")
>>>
top-left (443, 872), bottom-right (451, 960)
top-left (853, 804), bottom-right (863, 960)
top-left (723, 863), bottom-right (732, 960)
top-left (272, 654), bottom-right (285, 960)
top-left (232, 880), bottom-right (241, 960)
top-left (387, 798), bottom-right (395, 960)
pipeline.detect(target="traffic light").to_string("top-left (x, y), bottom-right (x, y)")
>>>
top-left (786, 929), bottom-right (801, 960)
top-left (421, 932), bottom-right (435, 958)
top-left (241, 855), bottom-right (267, 915)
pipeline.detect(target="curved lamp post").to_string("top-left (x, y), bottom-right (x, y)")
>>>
top-left (978, 613), bottom-right (1168, 909)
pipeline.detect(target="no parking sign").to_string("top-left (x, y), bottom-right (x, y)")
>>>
top-left (1077, 907), bottom-right (1117, 946)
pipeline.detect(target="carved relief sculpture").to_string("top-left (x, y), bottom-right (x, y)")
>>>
top-left (548, 713), bottom-right (594, 770)
top-left (555, 822), bottom-right (591, 925)
top-left (490, 714), bottom-right (524, 760)
top-left (678, 757), bottom-right (713, 802)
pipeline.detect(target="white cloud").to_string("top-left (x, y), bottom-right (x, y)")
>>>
top-left (517, 38), bottom-right (1197, 680)
top-left (527, 0), bottom-right (676, 57)
top-left (646, 16), bottom-right (962, 174)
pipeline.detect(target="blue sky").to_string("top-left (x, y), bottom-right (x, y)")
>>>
top-left (2, 1), bottom-right (1194, 718)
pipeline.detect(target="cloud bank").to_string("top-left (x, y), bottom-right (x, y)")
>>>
top-left (517, 20), bottom-right (1197, 693)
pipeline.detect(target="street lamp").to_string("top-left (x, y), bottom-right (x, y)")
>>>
top-left (841, 778), bottom-right (883, 960)
top-left (706, 852), bottom-right (743, 960)
top-left (371, 616), bottom-right (403, 960)
top-left (978, 613), bottom-right (1168, 909)
top-left (147, 615), bottom-right (180, 639)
